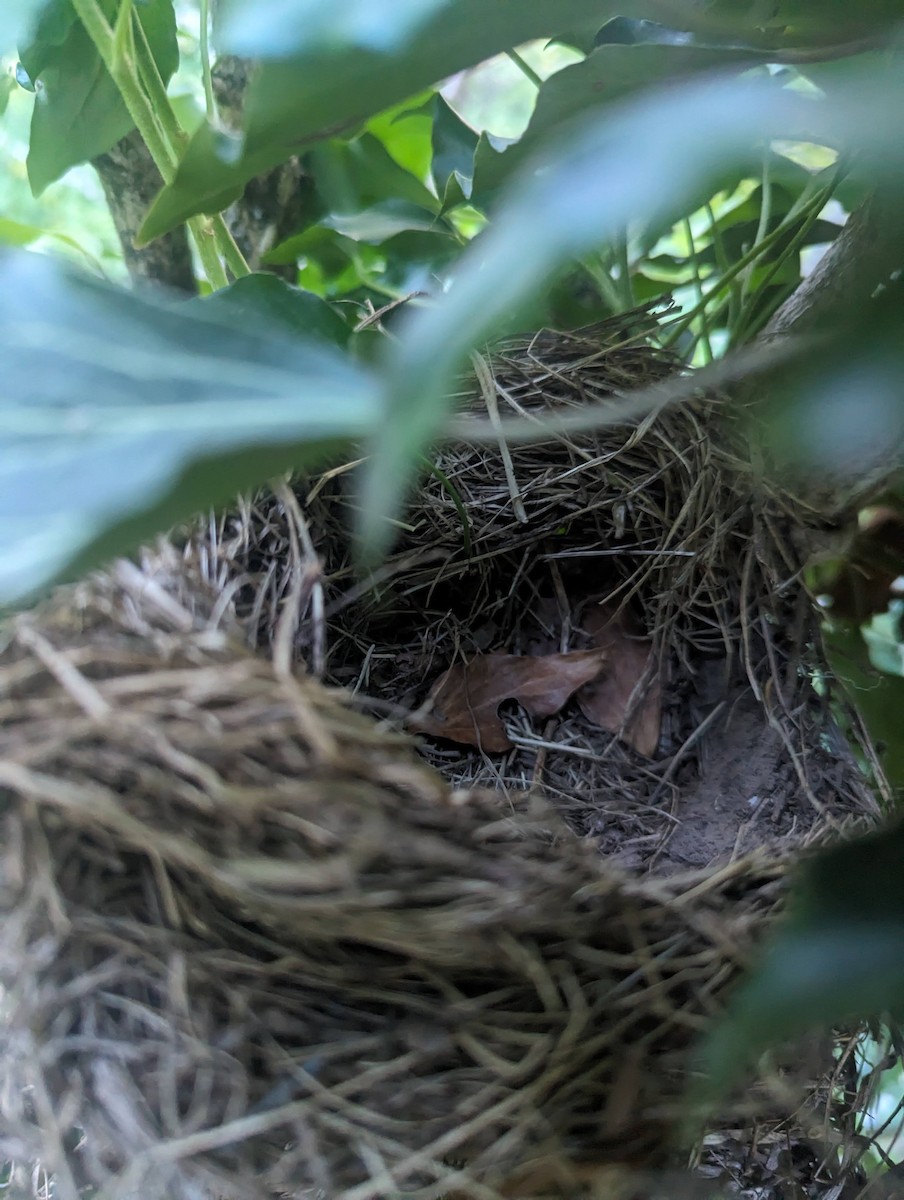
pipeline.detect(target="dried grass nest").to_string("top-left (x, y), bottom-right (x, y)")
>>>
top-left (186, 304), bottom-right (880, 866)
top-left (0, 306), bottom-right (888, 1199)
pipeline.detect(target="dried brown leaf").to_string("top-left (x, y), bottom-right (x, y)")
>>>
top-left (577, 605), bottom-right (661, 757)
top-left (415, 649), bottom-right (606, 752)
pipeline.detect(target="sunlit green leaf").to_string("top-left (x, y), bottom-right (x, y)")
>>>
top-left (0, 216), bottom-right (45, 246)
top-left (472, 43), bottom-right (759, 206)
top-left (367, 94), bottom-right (435, 183)
top-left (22, 0), bottom-right (177, 195)
top-left (864, 606), bottom-right (904, 677)
top-left (0, 252), bottom-right (377, 606)
top-left (825, 620), bottom-right (904, 791)
top-left (140, 0), bottom-right (624, 241)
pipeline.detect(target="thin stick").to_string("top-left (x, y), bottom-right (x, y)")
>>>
top-left (471, 350), bottom-right (528, 523)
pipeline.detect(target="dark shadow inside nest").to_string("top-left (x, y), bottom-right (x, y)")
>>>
top-left (198, 471), bottom-right (872, 881)
top-left (180, 310), bottom-right (878, 879)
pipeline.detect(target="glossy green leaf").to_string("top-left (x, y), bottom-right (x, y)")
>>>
top-left (698, 820), bottom-right (904, 1102)
top-left (431, 94), bottom-right (478, 207)
top-left (308, 133), bottom-right (441, 217)
top-left (187, 274), bottom-right (352, 348)
top-left (139, 0), bottom-right (624, 242)
top-left (16, 0), bottom-right (76, 78)
top-left (0, 252), bottom-right (377, 606)
top-left (23, 0), bottom-right (178, 195)
top-left (367, 94), bottom-right (435, 183)
top-left (263, 225), bottom-right (358, 271)
top-left (360, 67), bottom-right (904, 557)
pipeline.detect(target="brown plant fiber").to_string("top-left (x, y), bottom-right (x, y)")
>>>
top-left (0, 306), bottom-right (888, 1199)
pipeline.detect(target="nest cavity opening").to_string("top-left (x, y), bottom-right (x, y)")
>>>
top-left (182, 306), bottom-right (877, 870)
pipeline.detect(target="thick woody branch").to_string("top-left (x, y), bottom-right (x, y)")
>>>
top-left (750, 185), bottom-right (904, 524)
top-left (94, 57), bottom-right (311, 293)
top-left (92, 130), bottom-right (196, 294)
top-left (764, 185), bottom-right (904, 339)
top-left (211, 56), bottom-right (310, 279)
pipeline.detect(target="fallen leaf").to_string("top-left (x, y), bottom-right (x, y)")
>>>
top-left (577, 605), bottom-right (660, 757)
top-left (414, 649), bottom-right (606, 752)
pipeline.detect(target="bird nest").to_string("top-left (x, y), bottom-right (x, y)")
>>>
top-left (0, 306), bottom-right (887, 1199)
top-left (183, 305), bottom-right (880, 868)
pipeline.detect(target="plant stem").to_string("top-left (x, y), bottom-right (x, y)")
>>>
top-left (732, 186), bottom-right (829, 345)
top-left (741, 148), bottom-right (772, 302)
top-left (71, 0), bottom-right (249, 288)
top-left (664, 182), bottom-right (831, 350)
top-left (706, 199), bottom-right (741, 333)
top-left (199, 0), bottom-right (215, 119)
top-left (683, 217), bottom-right (713, 363)
top-left (73, 0), bottom-right (176, 180)
top-left (506, 48), bottom-right (543, 89)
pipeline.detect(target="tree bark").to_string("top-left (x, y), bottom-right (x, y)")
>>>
top-left (93, 57), bottom-right (311, 292)
top-left (92, 129), bottom-right (196, 294)
top-left (210, 56), bottom-right (311, 279)
top-left (764, 185), bottom-right (904, 339)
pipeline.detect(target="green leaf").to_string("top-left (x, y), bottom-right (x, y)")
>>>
top-left (1, 0), bottom-right (53, 55)
top-left (864, 604), bottom-right (904, 677)
top-left (472, 43), bottom-right (760, 207)
top-left (825, 620), bottom-right (904, 792)
top-left (216, 0), bottom-right (448, 57)
top-left (308, 132), bottom-right (441, 217)
top-left (431, 94), bottom-right (478, 207)
top-left (698, 820), bottom-right (904, 1103)
top-left (140, 0), bottom-right (624, 242)
top-left (0, 252), bottom-right (377, 607)
top-left (16, 0), bottom-right (77, 79)
top-left (189, 274), bottom-right (352, 348)
top-left (263, 225), bottom-right (358, 271)
top-left (359, 66), bottom-right (902, 557)
top-left (23, 0), bottom-right (178, 195)
top-left (367, 94), bottom-right (435, 183)
top-left (325, 201), bottom-right (443, 242)
top-left (0, 216), bottom-right (45, 247)
top-left (0, 69), bottom-right (15, 115)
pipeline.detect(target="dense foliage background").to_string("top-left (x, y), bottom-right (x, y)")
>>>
top-left (4, 0), bottom-right (904, 1168)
